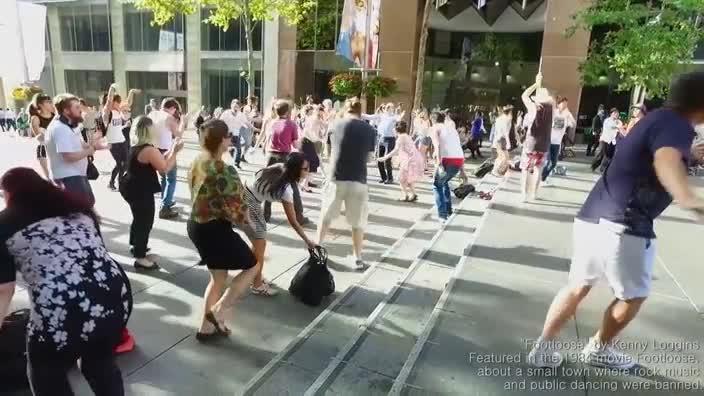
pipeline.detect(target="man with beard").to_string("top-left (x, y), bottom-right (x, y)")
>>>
top-left (45, 94), bottom-right (96, 206)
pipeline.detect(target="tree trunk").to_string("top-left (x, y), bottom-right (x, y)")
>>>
top-left (412, 0), bottom-right (433, 115)
top-left (243, 0), bottom-right (255, 97)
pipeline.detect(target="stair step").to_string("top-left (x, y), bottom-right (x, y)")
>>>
top-left (305, 190), bottom-right (490, 395)
top-left (242, 209), bottom-right (442, 395)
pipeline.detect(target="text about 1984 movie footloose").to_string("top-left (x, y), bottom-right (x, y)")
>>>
top-left (467, 338), bottom-right (703, 392)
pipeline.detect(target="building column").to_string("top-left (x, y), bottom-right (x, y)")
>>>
top-left (262, 17), bottom-right (279, 102)
top-left (277, 20), bottom-right (297, 99)
top-left (108, 0), bottom-right (126, 94)
top-left (46, 6), bottom-right (66, 93)
top-left (185, 13), bottom-right (201, 111)
top-left (377, 0), bottom-right (423, 119)
top-left (540, 0), bottom-right (591, 115)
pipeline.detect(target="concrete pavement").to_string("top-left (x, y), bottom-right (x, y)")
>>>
top-left (2, 132), bottom-right (702, 395)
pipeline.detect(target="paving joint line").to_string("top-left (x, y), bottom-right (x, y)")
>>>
top-left (388, 176), bottom-right (502, 395)
top-left (304, 178), bottom-right (488, 396)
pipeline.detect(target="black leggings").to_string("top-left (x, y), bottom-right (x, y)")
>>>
top-left (27, 334), bottom-right (124, 396)
top-left (109, 142), bottom-right (129, 186)
top-left (128, 194), bottom-right (155, 258)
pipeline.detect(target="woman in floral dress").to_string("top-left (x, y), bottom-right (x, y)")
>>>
top-left (378, 121), bottom-right (425, 202)
top-left (187, 119), bottom-right (258, 341)
top-left (0, 167), bottom-right (132, 396)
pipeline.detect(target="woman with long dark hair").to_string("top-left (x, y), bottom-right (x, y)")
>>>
top-left (28, 94), bottom-right (54, 179)
top-left (187, 119), bottom-right (258, 340)
top-left (238, 152), bottom-right (317, 296)
top-left (0, 167), bottom-right (132, 396)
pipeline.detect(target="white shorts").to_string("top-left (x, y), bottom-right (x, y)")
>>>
top-left (568, 218), bottom-right (655, 300)
top-left (319, 181), bottom-right (369, 230)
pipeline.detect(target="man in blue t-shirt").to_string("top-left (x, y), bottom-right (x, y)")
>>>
top-left (529, 72), bottom-right (704, 371)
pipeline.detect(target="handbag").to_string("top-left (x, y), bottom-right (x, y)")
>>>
top-left (289, 246), bottom-right (335, 307)
top-left (86, 158), bottom-right (99, 180)
top-left (0, 309), bottom-right (30, 390)
top-left (454, 183), bottom-right (476, 199)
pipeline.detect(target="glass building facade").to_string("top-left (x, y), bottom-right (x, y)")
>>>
top-left (40, 0), bottom-right (265, 112)
top-left (57, 2), bottom-right (111, 52)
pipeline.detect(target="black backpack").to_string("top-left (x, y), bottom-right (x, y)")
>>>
top-left (289, 247), bottom-right (335, 307)
top-left (0, 309), bottom-right (30, 390)
top-left (454, 184), bottom-right (476, 199)
top-left (474, 159), bottom-right (494, 178)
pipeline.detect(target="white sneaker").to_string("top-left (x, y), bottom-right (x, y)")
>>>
top-left (580, 337), bottom-right (635, 370)
top-left (528, 340), bottom-right (564, 368)
top-left (542, 179), bottom-right (553, 187)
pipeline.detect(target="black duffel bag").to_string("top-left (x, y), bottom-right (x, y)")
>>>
top-left (454, 184), bottom-right (476, 199)
top-left (0, 309), bottom-right (30, 390)
top-left (289, 247), bottom-right (335, 307)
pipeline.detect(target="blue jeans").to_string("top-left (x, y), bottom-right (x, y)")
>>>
top-left (433, 164), bottom-right (461, 219)
top-left (229, 134), bottom-right (242, 166)
top-left (160, 165), bottom-right (177, 209)
top-left (542, 144), bottom-right (561, 181)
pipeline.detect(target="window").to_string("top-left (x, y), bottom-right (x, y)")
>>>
top-left (201, 60), bottom-right (261, 109)
top-left (65, 70), bottom-right (114, 106)
top-left (127, 71), bottom-right (187, 114)
top-left (297, 0), bottom-right (342, 51)
top-left (124, 5), bottom-right (185, 51)
top-left (58, 3), bottom-right (111, 51)
top-left (201, 9), bottom-right (262, 51)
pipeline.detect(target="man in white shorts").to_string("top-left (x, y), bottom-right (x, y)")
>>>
top-left (317, 98), bottom-right (376, 269)
top-left (528, 72), bottom-right (704, 370)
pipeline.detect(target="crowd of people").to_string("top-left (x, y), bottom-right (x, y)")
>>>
top-left (2, 68), bottom-right (704, 395)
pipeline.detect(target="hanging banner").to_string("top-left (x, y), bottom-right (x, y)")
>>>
top-left (336, 0), bottom-right (361, 65)
top-left (366, 0), bottom-right (381, 69)
top-left (336, 0), bottom-right (382, 69)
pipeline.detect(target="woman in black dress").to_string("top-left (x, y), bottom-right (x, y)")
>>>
top-left (187, 119), bottom-right (257, 341)
top-left (120, 116), bottom-right (184, 270)
top-left (0, 167), bottom-right (132, 396)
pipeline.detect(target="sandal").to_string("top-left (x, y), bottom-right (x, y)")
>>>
top-left (408, 194), bottom-right (418, 202)
top-left (204, 311), bottom-right (230, 336)
top-left (251, 283), bottom-right (279, 296)
top-left (397, 197), bottom-right (410, 202)
top-left (195, 331), bottom-right (222, 343)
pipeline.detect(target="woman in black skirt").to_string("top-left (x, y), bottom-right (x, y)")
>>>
top-left (187, 119), bottom-right (257, 342)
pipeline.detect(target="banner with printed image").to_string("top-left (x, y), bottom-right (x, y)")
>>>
top-left (336, 0), bottom-right (382, 69)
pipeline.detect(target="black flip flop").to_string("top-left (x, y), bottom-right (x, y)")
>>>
top-left (195, 331), bottom-right (221, 343)
top-left (204, 311), bottom-right (230, 336)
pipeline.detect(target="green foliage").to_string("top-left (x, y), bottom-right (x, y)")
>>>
top-left (128, 0), bottom-right (316, 29)
top-left (329, 73), bottom-right (364, 98)
top-left (297, 0), bottom-right (338, 50)
top-left (364, 76), bottom-right (397, 98)
top-left (567, 0), bottom-right (704, 97)
top-left (472, 33), bottom-right (525, 65)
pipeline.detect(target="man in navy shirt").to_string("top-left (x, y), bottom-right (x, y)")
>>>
top-left (529, 72), bottom-right (704, 370)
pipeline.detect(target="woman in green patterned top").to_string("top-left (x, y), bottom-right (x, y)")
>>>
top-left (187, 119), bottom-right (257, 342)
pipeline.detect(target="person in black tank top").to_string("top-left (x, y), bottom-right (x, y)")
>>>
top-left (28, 94), bottom-right (55, 179)
top-left (520, 73), bottom-right (555, 202)
top-left (120, 116), bottom-right (184, 270)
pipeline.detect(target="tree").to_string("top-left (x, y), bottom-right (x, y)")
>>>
top-left (129, 0), bottom-right (316, 97)
top-left (567, 0), bottom-right (704, 99)
top-left (412, 0), bottom-right (433, 114)
top-left (472, 33), bottom-right (524, 85)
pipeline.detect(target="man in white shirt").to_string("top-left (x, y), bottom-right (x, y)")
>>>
top-left (542, 96), bottom-right (576, 185)
top-left (592, 108), bottom-right (622, 172)
top-left (219, 99), bottom-right (252, 169)
top-left (45, 94), bottom-right (96, 206)
top-left (153, 97), bottom-right (187, 219)
top-left (363, 103), bottom-right (405, 184)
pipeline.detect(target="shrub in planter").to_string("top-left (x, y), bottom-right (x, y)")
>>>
top-left (329, 73), bottom-right (363, 98)
top-left (364, 76), bottom-right (397, 98)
